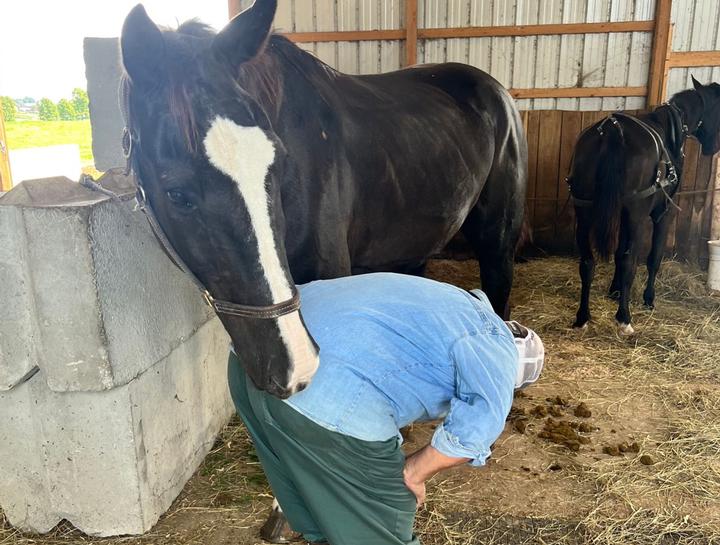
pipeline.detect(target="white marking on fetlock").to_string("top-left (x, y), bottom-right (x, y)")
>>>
top-left (617, 322), bottom-right (635, 336)
top-left (204, 118), bottom-right (319, 389)
top-left (272, 498), bottom-right (282, 513)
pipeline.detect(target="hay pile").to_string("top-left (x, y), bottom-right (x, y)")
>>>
top-left (2, 257), bottom-right (719, 545)
top-left (422, 257), bottom-right (720, 545)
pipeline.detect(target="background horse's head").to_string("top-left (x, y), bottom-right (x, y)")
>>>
top-left (120, 0), bottom-right (318, 398)
top-left (690, 76), bottom-right (720, 155)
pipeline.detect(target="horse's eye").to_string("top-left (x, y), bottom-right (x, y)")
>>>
top-left (166, 190), bottom-right (196, 210)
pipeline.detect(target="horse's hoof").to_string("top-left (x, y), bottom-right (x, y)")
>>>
top-left (572, 321), bottom-right (589, 330)
top-left (643, 299), bottom-right (655, 309)
top-left (260, 506), bottom-right (295, 543)
top-left (617, 322), bottom-right (635, 336)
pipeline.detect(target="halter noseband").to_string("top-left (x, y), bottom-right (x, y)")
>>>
top-left (120, 94), bottom-right (300, 321)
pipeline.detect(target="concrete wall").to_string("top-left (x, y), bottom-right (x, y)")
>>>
top-left (0, 171), bottom-right (233, 536)
top-left (84, 37), bottom-right (125, 172)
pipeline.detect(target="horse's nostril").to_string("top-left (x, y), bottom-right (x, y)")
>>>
top-left (295, 382), bottom-right (308, 393)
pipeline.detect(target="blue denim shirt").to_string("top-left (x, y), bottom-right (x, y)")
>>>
top-left (284, 273), bottom-right (518, 467)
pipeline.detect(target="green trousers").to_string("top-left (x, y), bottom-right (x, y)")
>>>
top-left (228, 352), bottom-right (420, 545)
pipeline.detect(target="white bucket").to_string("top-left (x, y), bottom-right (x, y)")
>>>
top-left (708, 241), bottom-right (720, 291)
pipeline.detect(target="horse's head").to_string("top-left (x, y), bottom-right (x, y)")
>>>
top-left (691, 76), bottom-right (720, 155)
top-left (120, 0), bottom-right (319, 399)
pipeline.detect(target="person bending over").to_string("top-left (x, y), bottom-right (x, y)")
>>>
top-left (228, 273), bottom-right (544, 545)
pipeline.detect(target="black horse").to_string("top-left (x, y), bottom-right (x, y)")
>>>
top-left (120, 0), bottom-right (527, 398)
top-left (568, 77), bottom-right (720, 335)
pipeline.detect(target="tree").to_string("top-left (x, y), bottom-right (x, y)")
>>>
top-left (1, 96), bottom-right (17, 122)
top-left (57, 99), bottom-right (76, 121)
top-left (71, 88), bottom-right (89, 119)
top-left (38, 98), bottom-right (59, 121)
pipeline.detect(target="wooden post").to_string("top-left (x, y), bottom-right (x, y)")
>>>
top-left (0, 103), bottom-right (12, 192)
top-left (405, 0), bottom-right (418, 67)
top-left (647, 0), bottom-right (672, 106)
top-left (710, 155), bottom-right (720, 242)
top-left (228, 0), bottom-right (242, 19)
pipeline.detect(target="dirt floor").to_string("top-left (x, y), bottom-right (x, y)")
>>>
top-left (2, 257), bottom-right (720, 545)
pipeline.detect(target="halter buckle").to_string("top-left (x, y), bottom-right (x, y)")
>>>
top-left (122, 127), bottom-right (134, 159)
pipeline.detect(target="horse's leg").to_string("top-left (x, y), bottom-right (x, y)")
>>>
top-left (460, 208), bottom-right (517, 320)
top-left (615, 210), bottom-right (641, 335)
top-left (573, 209), bottom-right (595, 328)
top-left (643, 207), bottom-right (674, 308)
top-left (608, 214), bottom-right (630, 300)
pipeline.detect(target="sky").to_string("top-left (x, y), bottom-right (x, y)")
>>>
top-left (0, 1), bottom-right (230, 101)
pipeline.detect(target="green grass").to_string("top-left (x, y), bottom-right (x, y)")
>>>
top-left (5, 120), bottom-right (93, 164)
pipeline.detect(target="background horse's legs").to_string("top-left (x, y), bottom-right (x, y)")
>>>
top-left (643, 207), bottom-right (675, 308)
top-left (574, 208), bottom-right (595, 328)
top-left (615, 209), bottom-right (641, 334)
top-left (608, 214), bottom-right (631, 300)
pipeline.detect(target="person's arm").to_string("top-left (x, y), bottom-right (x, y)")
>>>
top-left (404, 333), bottom-right (517, 504)
top-left (403, 445), bottom-right (469, 506)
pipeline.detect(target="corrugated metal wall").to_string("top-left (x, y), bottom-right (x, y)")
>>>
top-left (241, 0), bottom-right (720, 111)
top-left (667, 0), bottom-right (720, 98)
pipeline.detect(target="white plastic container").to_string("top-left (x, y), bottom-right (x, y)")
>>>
top-left (708, 241), bottom-right (720, 291)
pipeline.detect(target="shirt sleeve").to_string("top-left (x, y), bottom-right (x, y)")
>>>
top-left (431, 332), bottom-right (517, 467)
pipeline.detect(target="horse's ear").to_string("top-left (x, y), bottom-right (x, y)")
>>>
top-left (212, 0), bottom-right (277, 66)
top-left (691, 74), bottom-right (704, 91)
top-left (121, 4), bottom-right (165, 87)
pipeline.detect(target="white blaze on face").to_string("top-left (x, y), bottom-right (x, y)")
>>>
top-left (203, 116), bottom-right (319, 390)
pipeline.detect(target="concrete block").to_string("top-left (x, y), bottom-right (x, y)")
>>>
top-left (0, 172), bottom-right (213, 392)
top-left (0, 318), bottom-right (233, 536)
top-left (0, 205), bottom-right (38, 390)
top-left (84, 38), bottom-right (125, 172)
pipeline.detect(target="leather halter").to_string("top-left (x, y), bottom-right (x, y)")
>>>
top-left (119, 83), bottom-right (300, 320)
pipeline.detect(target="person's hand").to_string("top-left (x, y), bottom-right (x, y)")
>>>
top-left (403, 445), bottom-right (470, 507)
top-left (403, 461), bottom-right (426, 506)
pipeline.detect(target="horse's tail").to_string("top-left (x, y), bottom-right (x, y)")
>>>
top-left (515, 210), bottom-right (533, 255)
top-left (592, 118), bottom-right (625, 261)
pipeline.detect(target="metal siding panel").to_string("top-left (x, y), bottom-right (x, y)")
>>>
top-left (423, 0), bottom-right (449, 64)
top-left (275, 0), bottom-right (294, 30)
top-left (491, 0), bottom-right (516, 89)
top-left (294, 0), bottom-right (314, 31)
top-left (534, 0), bottom-right (563, 109)
top-left (512, 2), bottom-right (539, 106)
top-left (446, 0), bottom-right (471, 63)
top-left (359, 0), bottom-right (380, 73)
top-left (557, 0), bottom-right (588, 110)
top-left (380, 0), bottom-right (402, 73)
top-left (467, 0), bottom-right (493, 73)
top-left (579, 0), bottom-right (611, 110)
top-left (338, 1), bottom-right (359, 73)
top-left (315, 0), bottom-right (337, 68)
top-left (625, 0), bottom-right (654, 110)
top-left (602, 0), bottom-right (633, 110)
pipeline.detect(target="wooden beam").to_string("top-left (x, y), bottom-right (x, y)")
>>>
top-left (647, 0), bottom-right (672, 107)
top-left (418, 20), bottom-right (654, 39)
top-left (509, 86), bottom-right (647, 99)
top-left (285, 29), bottom-right (405, 43)
top-left (0, 104), bottom-right (13, 191)
top-left (405, 0), bottom-right (418, 66)
top-left (283, 20), bottom-right (655, 44)
top-left (667, 50), bottom-right (720, 68)
top-left (228, 0), bottom-right (242, 19)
